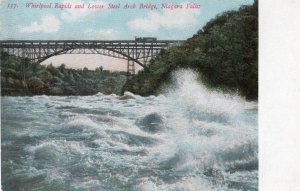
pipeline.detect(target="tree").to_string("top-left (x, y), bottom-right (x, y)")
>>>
top-left (37, 70), bottom-right (53, 84)
top-left (59, 64), bottom-right (66, 73)
top-left (96, 66), bottom-right (103, 72)
top-left (27, 77), bottom-right (45, 93)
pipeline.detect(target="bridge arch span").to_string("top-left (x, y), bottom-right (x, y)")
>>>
top-left (0, 40), bottom-right (183, 76)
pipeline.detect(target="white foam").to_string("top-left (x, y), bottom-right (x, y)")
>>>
top-left (166, 69), bottom-right (246, 118)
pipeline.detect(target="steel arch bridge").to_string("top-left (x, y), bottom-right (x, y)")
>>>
top-left (0, 40), bottom-right (182, 76)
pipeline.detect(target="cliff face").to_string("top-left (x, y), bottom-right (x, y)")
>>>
top-left (123, 1), bottom-right (258, 100)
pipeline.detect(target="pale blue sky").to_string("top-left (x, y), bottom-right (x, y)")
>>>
top-left (0, 0), bottom-right (254, 40)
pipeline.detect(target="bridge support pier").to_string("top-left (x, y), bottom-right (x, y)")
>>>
top-left (127, 59), bottom-right (135, 80)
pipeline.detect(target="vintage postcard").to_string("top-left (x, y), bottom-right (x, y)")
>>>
top-left (0, 0), bottom-right (258, 190)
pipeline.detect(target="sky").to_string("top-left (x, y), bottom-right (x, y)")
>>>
top-left (0, 0), bottom-right (254, 70)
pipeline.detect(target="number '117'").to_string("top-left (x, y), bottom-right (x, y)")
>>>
top-left (7, 4), bottom-right (17, 9)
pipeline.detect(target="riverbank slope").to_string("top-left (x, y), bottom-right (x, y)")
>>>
top-left (123, 1), bottom-right (258, 100)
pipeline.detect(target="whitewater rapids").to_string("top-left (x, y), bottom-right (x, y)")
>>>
top-left (1, 70), bottom-right (258, 191)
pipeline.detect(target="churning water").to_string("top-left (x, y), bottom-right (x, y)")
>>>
top-left (1, 70), bottom-right (258, 191)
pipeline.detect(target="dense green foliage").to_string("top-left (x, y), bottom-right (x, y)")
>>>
top-left (1, 52), bottom-right (127, 96)
top-left (123, 1), bottom-right (258, 100)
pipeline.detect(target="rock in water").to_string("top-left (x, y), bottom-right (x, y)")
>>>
top-left (203, 167), bottom-right (225, 185)
top-left (136, 113), bottom-right (164, 133)
top-left (120, 91), bottom-right (136, 99)
top-left (96, 92), bottom-right (105, 96)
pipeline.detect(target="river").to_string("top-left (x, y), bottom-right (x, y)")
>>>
top-left (1, 70), bottom-right (258, 191)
